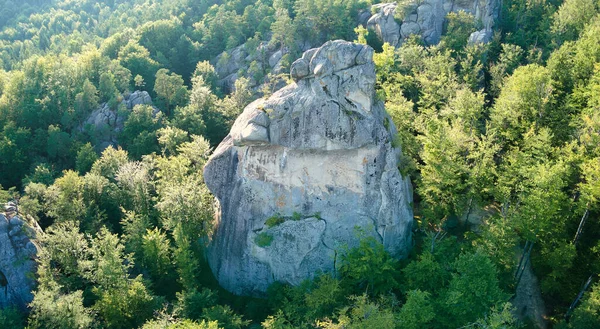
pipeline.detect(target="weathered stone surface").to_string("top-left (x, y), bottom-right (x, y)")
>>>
top-left (204, 40), bottom-right (413, 296)
top-left (81, 90), bottom-right (159, 151)
top-left (367, 3), bottom-right (402, 47)
top-left (366, 0), bottom-right (501, 45)
top-left (0, 213), bottom-right (40, 310)
top-left (468, 29), bottom-right (494, 45)
top-left (215, 41), bottom-right (290, 93)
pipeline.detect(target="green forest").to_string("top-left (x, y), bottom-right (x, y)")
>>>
top-left (0, 0), bottom-right (599, 328)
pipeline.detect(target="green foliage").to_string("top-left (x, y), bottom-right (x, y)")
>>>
top-left (316, 294), bottom-right (396, 329)
top-left (271, 5), bottom-right (295, 51)
top-left (2, 0), bottom-right (600, 327)
top-left (141, 227), bottom-right (177, 295)
top-left (120, 104), bottom-right (164, 158)
top-left (402, 252), bottom-right (449, 293)
top-left (265, 214), bottom-right (285, 228)
top-left (396, 290), bottom-right (435, 329)
top-left (99, 72), bottom-right (119, 103)
top-left (75, 143), bottom-right (98, 174)
top-left (255, 232), bottom-right (274, 247)
top-left (29, 287), bottom-right (93, 329)
top-left (466, 302), bottom-right (520, 328)
top-left (202, 305), bottom-right (250, 329)
top-left (93, 278), bottom-right (160, 329)
top-left (441, 11), bottom-right (477, 52)
top-left (439, 251), bottom-right (510, 328)
top-left (175, 288), bottom-right (218, 321)
top-left (154, 68), bottom-right (188, 116)
top-left (490, 64), bottom-right (555, 147)
top-left (338, 235), bottom-right (399, 295)
top-left (44, 170), bottom-right (86, 223)
top-left (552, 0), bottom-right (599, 43)
top-left (489, 43), bottom-right (524, 98)
top-left (23, 163), bottom-right (55, 186)
top-left (158, 126), bottom-right (189, 156)
top-left (562, 282), bottom-right (600, 329)
top-left (91, 146), bottom-right (129, 180)
top-left (0, 307), bottom-right (25, 329)
top-left (144, 319), bottom-right (221, 329)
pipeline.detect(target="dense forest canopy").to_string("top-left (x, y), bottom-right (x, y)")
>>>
top-left (0, 0), bottom-right (599, 328)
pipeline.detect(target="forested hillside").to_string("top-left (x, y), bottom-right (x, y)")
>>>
top-left (0, 0), bottom-right (599, 328)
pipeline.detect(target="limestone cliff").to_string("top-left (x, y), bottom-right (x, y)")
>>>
top-left (203, 40), bottom-right (413, 296)
top-left (0, 213), bottom-right (39, 310)
top-left (366, 0), bottom-right (501, 46)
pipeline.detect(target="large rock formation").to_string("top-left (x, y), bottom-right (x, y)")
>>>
top-left (0, 213), bottom-right (39, 310)
top-left (366, 0), bottom-right (501, 45)
top-left (203, 40), bottom-right (413, 296)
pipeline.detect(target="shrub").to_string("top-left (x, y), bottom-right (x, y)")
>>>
top-left (265, 214), bottom-right (285, 228)
top-left (255, 233), bottom-right (274, 247)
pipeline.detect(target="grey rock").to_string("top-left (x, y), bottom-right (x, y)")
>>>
top-left (368, 3), bottom-right (401, 47)
top-left (204, 40), bottom-right (413, 296)
top-left (218, 73), bottom-right (239, 94)
top-left (215, 44), bottom-right (248, 78)
top-left (468, 29), bottom-right (493, 45)
top-left (0, 214), bottom-right (40, 310)
top-left (401, 21), bottom-right (421, 38)
top-left (126, 90), bottom-right (152, 108)
top-left (369, 1), bottom-right (501, 46)
top-left (9, 216), bottom-right (22, 227)
top-left (290, 58), bottom-right (310, 81)
top-left (269, 49), bottom-right (284, 68)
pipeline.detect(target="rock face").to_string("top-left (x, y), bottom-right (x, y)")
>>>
top-left (0, 213), bottom-right (39, 310)
top-left (82, 90), bottom-right (159, 151)
top-left (214, 42), bottom-right (291, 93)
top-left (204, 40), bottom-right (413, 296)
top-left (367, 3), bottom-right (402, 47)
top-left (366, 0), bottom-right (501, 45)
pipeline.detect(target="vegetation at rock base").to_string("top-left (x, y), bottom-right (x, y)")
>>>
top-left (0, 0), bottom-right (598, 328)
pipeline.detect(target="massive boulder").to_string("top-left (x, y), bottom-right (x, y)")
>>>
top-left (0, 213), bottom-right (39, 310)
top-left (203, 40), bottom-right (413, 296)
top-left (366, 0), bottom-right (501, 45)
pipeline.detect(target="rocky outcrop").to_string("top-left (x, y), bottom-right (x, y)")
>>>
top-left (82, 90), bottom-right (159, 151)
top-left (204, 40), bottom-right (413, 296)
top-left (214, 41), bottom-right (291, 93)
top-left (0, 213), bottom-right (39, 310)
top-left (367, 3), bottom-right (402, 47)
top-left (366, 0), bottom-right (501, 45)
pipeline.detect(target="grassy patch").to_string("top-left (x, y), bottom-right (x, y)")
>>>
top-left (255, 233), bottom-right (274, 247)
top-left (265, 214), bottom-right (285, 228)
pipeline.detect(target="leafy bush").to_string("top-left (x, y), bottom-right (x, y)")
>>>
top-left (255, 232), bottom-right (274, 247)
top-left (265, 214), bottom-right (285, 228)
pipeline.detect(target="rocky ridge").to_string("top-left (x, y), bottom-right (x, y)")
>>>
top-left (0, 212), bottom-right (40, 310)
top-left (203, 40), bottom-right (413, 296)
top-left (213, 1), bottom-right (501, 96)
top-left (366, 0), bottom-right (501, 46)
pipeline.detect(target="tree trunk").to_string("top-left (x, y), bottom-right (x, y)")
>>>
top-left (573, 208), bottom-right (589, 245)
top-left (565, 274), bottom-right (594, 321)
